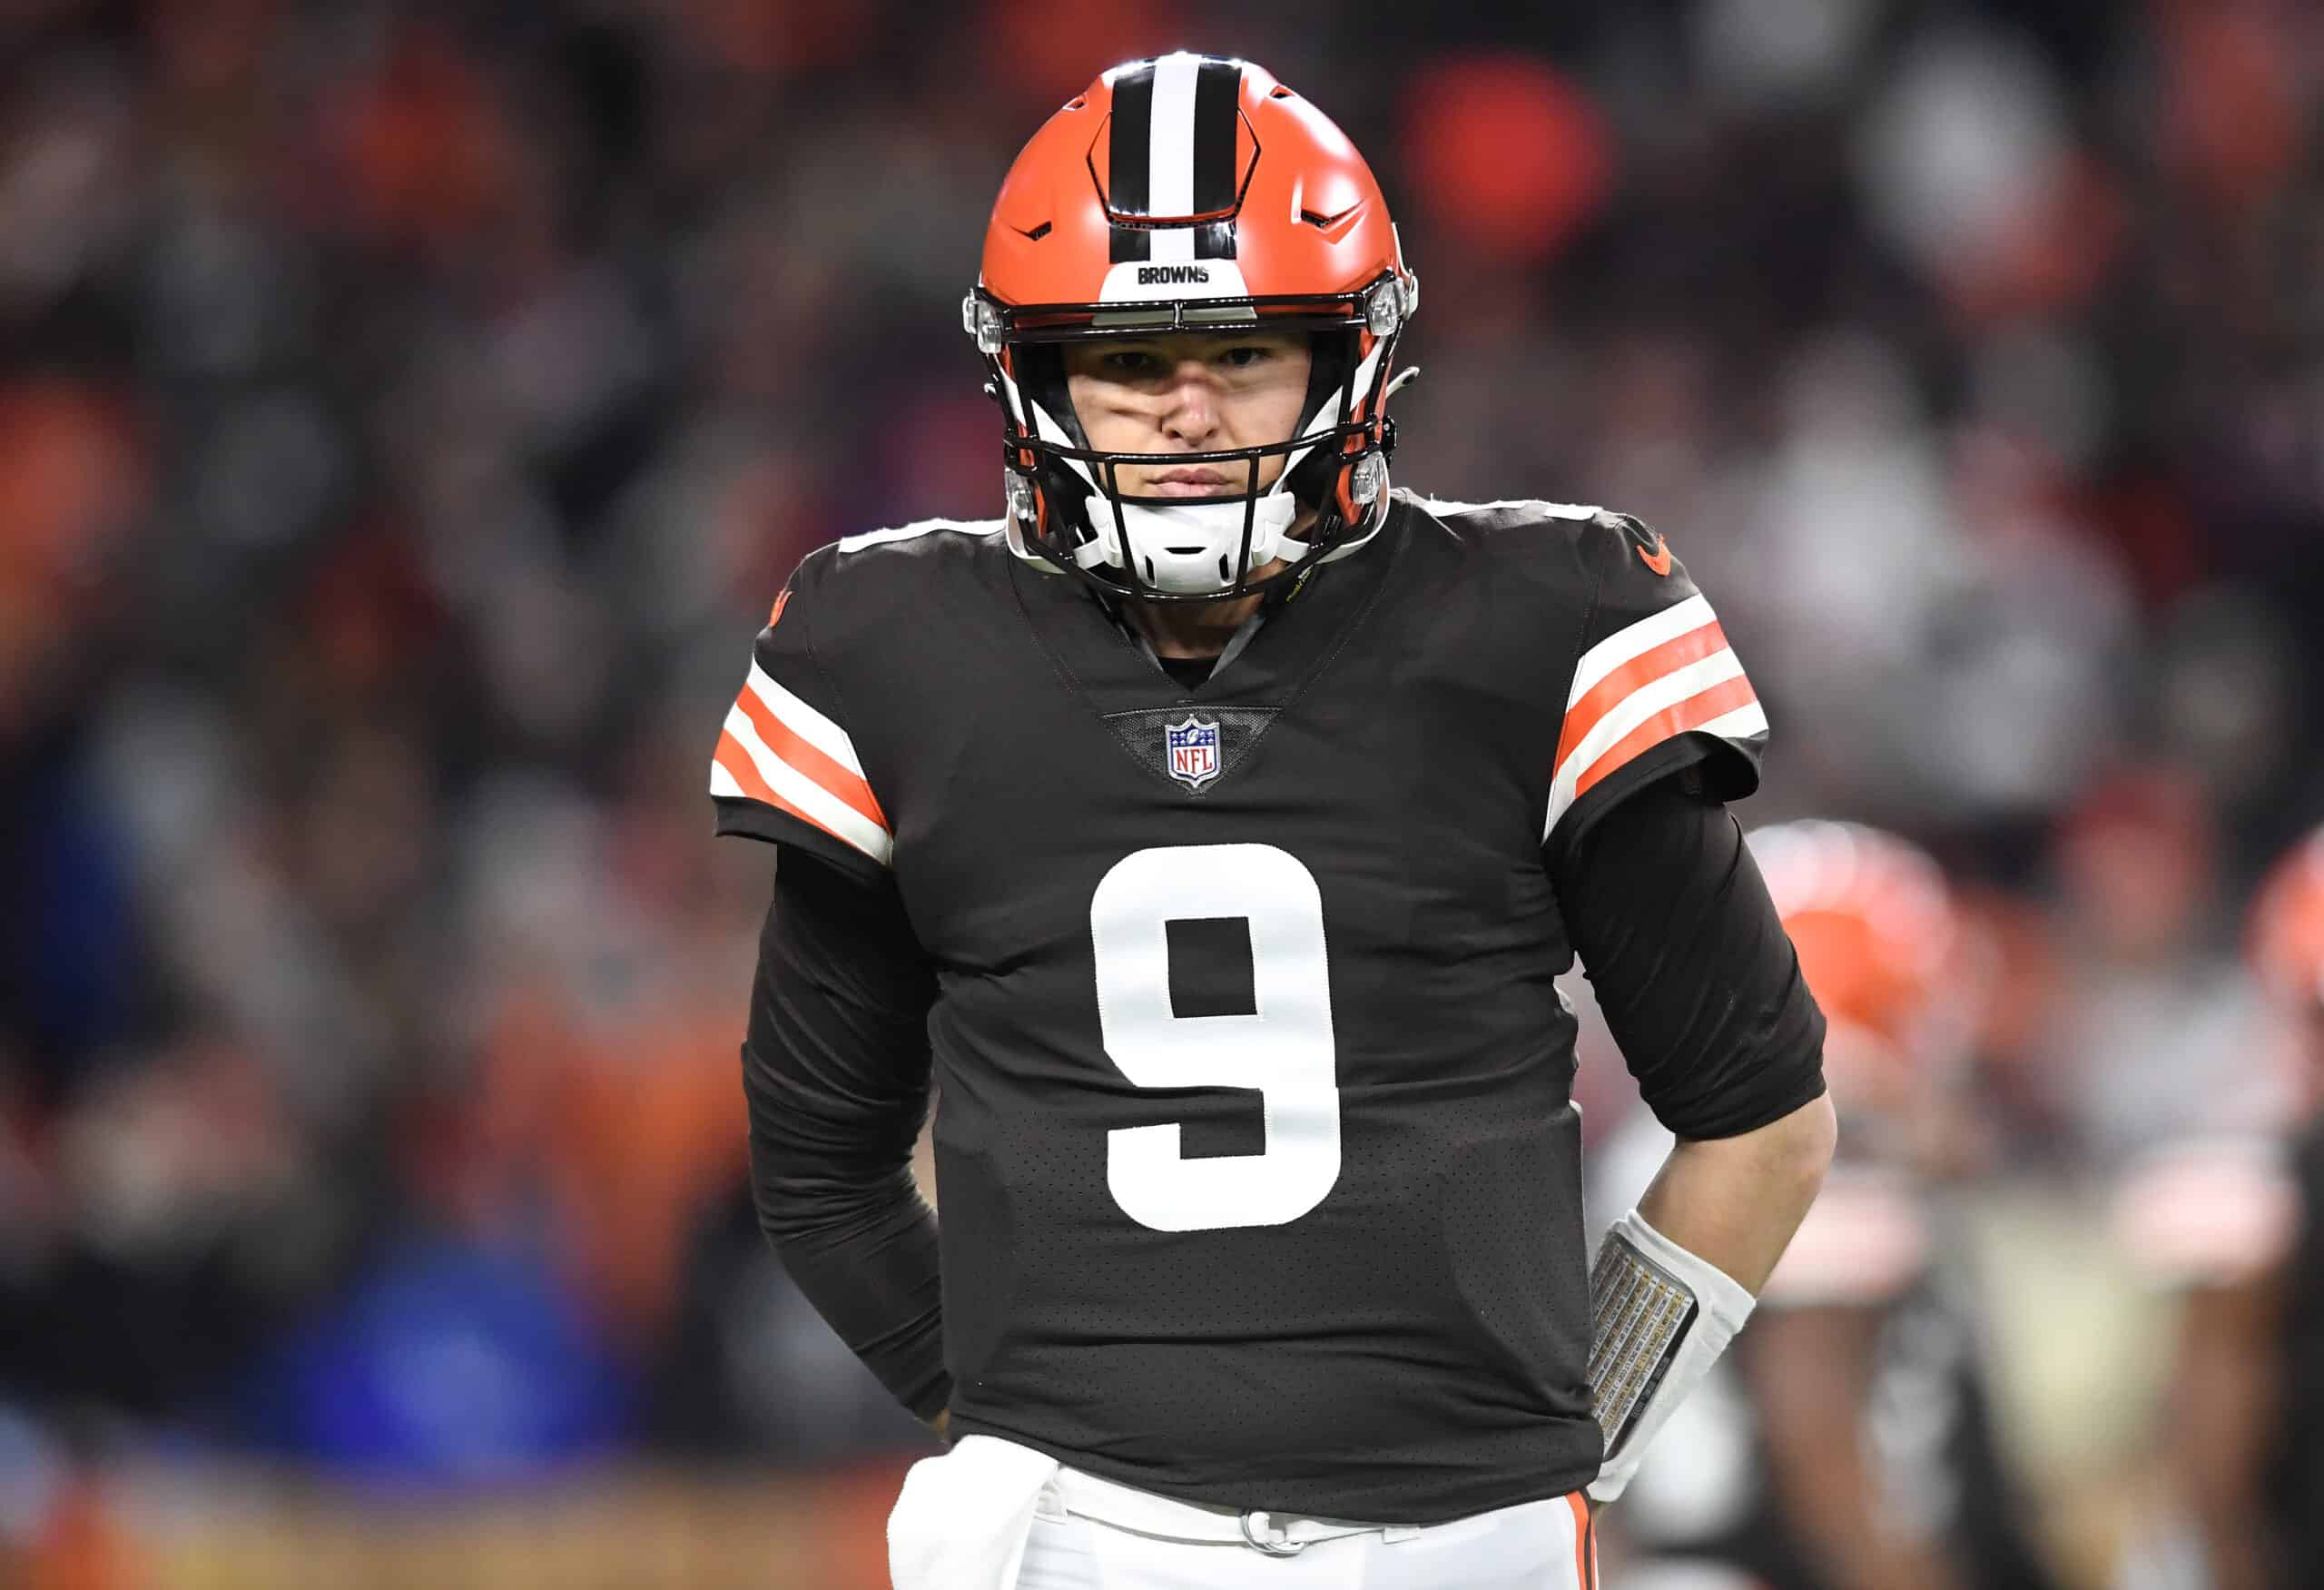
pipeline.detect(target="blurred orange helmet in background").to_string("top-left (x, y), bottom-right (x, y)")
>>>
top-left (2250, 824), bottom-right (2324, 1009)
top-left (1751, 821), bottom-right (1968, 1120)
top-left (966, 54), bottom-right (1418, 601)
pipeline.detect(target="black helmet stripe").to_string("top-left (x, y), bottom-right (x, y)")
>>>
top-left (1190, 59), bottom-right (1243, 218)
top-left (1108, 55), bottom-right (1243, 265)
top-left (1108, 62), bottom-right (1154, 262)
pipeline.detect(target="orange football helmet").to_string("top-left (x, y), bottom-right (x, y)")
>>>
top-left (1750, 821), bottom-right (1966, 1121)
top-left (2250, 824), bottom-right (2324, 1009)
top-left (966, 54), bottom-right (1418, 600)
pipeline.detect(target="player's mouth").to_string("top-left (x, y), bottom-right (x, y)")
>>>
top-left (1143, 469), bottom-right (1238, 498)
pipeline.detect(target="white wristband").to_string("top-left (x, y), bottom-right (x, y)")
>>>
top-left (1585, 1208), bottom-right (1755, 1504)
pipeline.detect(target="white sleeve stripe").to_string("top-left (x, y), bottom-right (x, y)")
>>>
top-left (1556, 649), bottom-right (1747, 788)
top-left (1543, 653), bottom-right (1757, 838)
top-left (1566, 594), bottom-right (1718, 707)
top-left (724, 704), bottom-right (894, 864)
top-left (1691, 700), bottom-right (1769, 745)
top-left (745, 661), bottom-right (866, 777)
top-left (709, 761), bottom-right (743, 798)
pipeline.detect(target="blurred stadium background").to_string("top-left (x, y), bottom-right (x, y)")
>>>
top-left (2, 0), bottom-right (2319, 1585)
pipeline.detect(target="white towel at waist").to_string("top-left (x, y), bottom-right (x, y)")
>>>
top-left (889, 1435), bottom-right (1063, 1590)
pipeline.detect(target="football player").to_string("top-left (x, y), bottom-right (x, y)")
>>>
top-left (1590, 822), bottom-right (2059, 1590)
top-left (2115, 822), bottom-right (2323, 1590)
top-left (714, 54), bottom-right (1836, 1588)
top-left (2248, 828), bottom-right (2324, 1582)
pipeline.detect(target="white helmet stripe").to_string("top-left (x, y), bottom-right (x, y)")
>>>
top-left (1148, 54), bottom-right (1200, 223)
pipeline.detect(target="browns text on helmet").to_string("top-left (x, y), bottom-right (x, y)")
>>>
top-left (964, 54), bottom-right (1419, 602)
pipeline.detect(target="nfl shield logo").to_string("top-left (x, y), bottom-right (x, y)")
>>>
top-left (1164, 715), bottom-right (1222, 790)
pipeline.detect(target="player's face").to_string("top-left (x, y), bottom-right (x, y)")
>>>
top-left (1063, 331), bottom-right (1313, 499)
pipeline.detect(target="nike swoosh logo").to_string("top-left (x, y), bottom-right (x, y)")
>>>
top-left (1639, 536), bottom-right (1673, 577)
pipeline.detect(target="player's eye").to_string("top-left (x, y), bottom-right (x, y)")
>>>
top-left (1101, 350), bottom-right (1162, 376)
top-left (1217, 345), bottom-right (1274, 369)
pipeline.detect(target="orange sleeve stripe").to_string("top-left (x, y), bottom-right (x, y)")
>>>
top-left (713, 732), bottom-right (777, 805)
top-left (714, 731), bottom-right (862, 852)
top-left (1565, 1492), bottom-right (1593, 1589)
top-left (1571, 673), bottom-right (1759, 803)
top-left (1555, 618), bottom-right (1728, 772)
top-left (732, 685), bottom-right (890, 833)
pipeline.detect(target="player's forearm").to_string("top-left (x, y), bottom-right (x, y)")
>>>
top-left (746, 1126), bottom-right (950, 1418)
top-left (742, 852), bottom-right (951, 1421)
top-left (1586, 1094), bottom-right (1834, 1504)
top-left (1637, 1091), bottom-right (1836, 1294)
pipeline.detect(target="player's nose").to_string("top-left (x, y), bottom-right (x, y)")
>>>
top-left (1159, 363), bottom-right (1221, 448)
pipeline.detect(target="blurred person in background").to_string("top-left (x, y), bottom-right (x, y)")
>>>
top-left (2043, 775), bottom-right (2295, 1589)
top-left (2112, 823), bottom-right (2324, 1590)
top-left (1591, 822), bottom-right (2058, 1590)
top-left (718, 51), bottom-right (1836, 1590)
top-left (2048, 776), bottom-right (2282, 1178)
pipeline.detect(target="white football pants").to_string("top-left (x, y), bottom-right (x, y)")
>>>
top-left (891, 1435), bottom-right (1598, 1590)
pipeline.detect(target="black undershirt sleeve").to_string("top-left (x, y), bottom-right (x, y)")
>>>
top-left (742, 849), bottom-right (950, 1420)
top-left (1551, 774), bottom-right (1828, 1140)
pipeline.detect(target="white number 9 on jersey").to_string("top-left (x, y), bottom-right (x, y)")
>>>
top-left (1088, 844), bottom-right (1342, 1232)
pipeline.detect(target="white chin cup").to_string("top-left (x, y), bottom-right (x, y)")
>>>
top-left (1079, 492), bottom-right (1300, 596)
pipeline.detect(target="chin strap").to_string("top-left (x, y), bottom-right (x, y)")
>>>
top-left (1585, 1209), bottom-right (1757, 1505)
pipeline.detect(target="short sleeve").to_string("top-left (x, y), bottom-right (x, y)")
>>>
top-left (709, 549), bottom-right (895, 880)
top-left (1543, 512), bottom-right (1768, 856)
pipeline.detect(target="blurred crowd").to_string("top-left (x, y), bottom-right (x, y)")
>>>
top-left (2, 0), bottom-right (2320, 1583)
